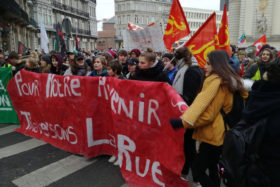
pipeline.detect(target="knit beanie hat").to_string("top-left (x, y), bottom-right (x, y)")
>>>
top-left (41, 55), bottom-right (51, 64)
top-left (162, 53), bottom-right (174, 61)
top-left (107, 50), bottom-right (117, 59)
top-left (130, 49), bottom-right (141, 57)
top-left (127, 58), bottom-right (139, 65)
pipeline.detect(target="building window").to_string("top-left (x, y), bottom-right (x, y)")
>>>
top-left (141, 4), bottom-right (145, 11)
top-left (135, 3), bottom-right (139, 11)
top-left (118, 16), bottom-right (121, 24)
top-left (123, 15), bottom-right (126, 24)
top-left (135, 15), bottom-right (139, 23)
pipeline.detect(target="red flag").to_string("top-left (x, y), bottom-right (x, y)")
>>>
top-left (185, 13), bottom-right (219, 68)
top-left (164, 0), bottom-right (190, 51)
top-left (253, 35), bottom-right (267, 55)
top-left (218, 4), bottom-right (231, 56)
top-left (75, 35), bottom-right (79, 50)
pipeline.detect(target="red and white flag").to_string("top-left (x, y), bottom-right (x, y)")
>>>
top-left (128, 22), bottom-right (155, 31)
top-left (253, 35), bottom-right (266, 55)
top-left (128, 22), bottom-right (143, 31)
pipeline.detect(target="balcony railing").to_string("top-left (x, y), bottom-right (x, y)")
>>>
top-left (53, 24), bottom-right (91, 36)
top-left (72, 27), bottom-right (91, 35)
top-left (52, 1), bottom-right (89, 18)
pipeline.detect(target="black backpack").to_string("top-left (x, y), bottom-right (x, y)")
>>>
top-left (219, 118), bottom-right (271, 187)
top-left (221, 91), bottom-right (245, 129)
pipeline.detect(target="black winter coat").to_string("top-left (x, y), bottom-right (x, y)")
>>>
top-left (133, 61), bottom-right (171, 84)
top-left (242, 80), bottom-right (280, 187)
top-left (13, 62), bottom-right (26, 75)
top-left (25, 67), bottom-right (41, 73)
top-left (182, 66), bottom-right (204, 105)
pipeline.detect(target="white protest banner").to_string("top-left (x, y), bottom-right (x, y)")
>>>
top-left (123, 24), bottom-right (166, 52)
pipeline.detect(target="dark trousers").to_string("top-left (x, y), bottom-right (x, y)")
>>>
top-left (192, 142), bottom-right (222, 187)
top-left (181, 129), bottom-right (196, 177)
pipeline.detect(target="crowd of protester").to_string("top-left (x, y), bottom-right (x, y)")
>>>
top-left (1, 44), bottom-right (280, 187)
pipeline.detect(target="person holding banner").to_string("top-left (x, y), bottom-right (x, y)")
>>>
top-left (24, 57), bottom-right (41, 73)
top-left (117, 50), bottom-right (129, 76)
top-left (107, 60), bottom-right (126, 80)
top-left (132, 48), bottom-right (171, 84)
top-left (8, 51), bottom-right (25, 75)
top-left (244, 48), bottom-right (273, 81)
top-left (172, 47), bottom-right (204, 182)
top-left (50, 53), bottom-right (68, 75)
top-left (171, 50), bottom-right (247, 187)
top-left (89, 55), bottom-right (108, 77)
top-left (64, 54), bottom-right (91, 76)
top-left (39, 55), bottom-right (51, 73)
top-left (126, 58), bottom-right (138, 79)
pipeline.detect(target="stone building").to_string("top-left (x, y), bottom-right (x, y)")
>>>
top-left (183, 7), bottom-right (223, 41)
top-left (229, 0), bottom-right (280, 49)
top-left (0, 0), bottom-right (38, 52)
top-left (220, 0), bottom-right (229, 11)
top-left (114, 0), bottom-right (172, 48)
top-left (114, 0), bottom-right (223, 48)
top-left (96, 17), bottom-right (116, 51)
top-left (33, 0), bottom-right (98, 52)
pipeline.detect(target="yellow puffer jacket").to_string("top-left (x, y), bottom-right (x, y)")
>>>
top-left (181, 74), bottom-right (248, 146)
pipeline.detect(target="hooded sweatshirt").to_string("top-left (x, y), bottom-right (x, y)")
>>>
top-left (50, 54), bottom-right (67, 75)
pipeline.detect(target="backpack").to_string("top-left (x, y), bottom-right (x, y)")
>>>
top-left (221, 91), bottom-right (245, 129)
top-left (219, 118), bottom-right (271, 187)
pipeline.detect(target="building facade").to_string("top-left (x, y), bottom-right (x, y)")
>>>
top-left (220, 0), bottom-right (229, 11)
top-left (33, 0), bottom-right (98, 52)
top-left (229, 0), bottom-right (280, 49)
top-left (183, 7), bottom-right (223, 41)
top-left (114, 0), bottom-right (172, 48)
top-left (96, 17), bottom-right (117, 51)
top-left (114, 0), bottom-right (223, 49)
top-left (0, 0), bottom-right (38, 52)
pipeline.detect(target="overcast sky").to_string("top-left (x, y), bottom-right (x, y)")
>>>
top-left (96, 0), bottom-right (220, 30)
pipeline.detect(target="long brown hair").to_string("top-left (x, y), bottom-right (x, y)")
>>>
top-left (70, 59), bottom-right (90, 75)
top-left (174, 47), bottom-right (192, 67)
top-left (257, 48), bottom-right (273, 64)
top-left (208, 50), bottom-right (244, 93)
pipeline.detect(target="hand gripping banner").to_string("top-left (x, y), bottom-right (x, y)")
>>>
top-left (7, 70), bottom-right (190, 187)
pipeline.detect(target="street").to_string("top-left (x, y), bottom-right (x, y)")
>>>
top-left (0, 124), bottom-right (126, 187)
